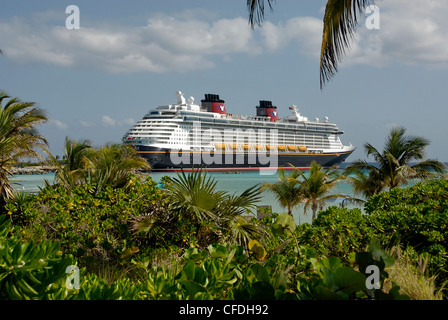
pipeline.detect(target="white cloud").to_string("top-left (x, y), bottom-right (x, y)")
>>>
top-left (260, 0), bottom-right (448, 70)
top-left (120, 118), bottom-right (135, 126)
top-left (101, 115), bottom-right (116, 127)
top-left (80, 120), bottom-right (95, 127)
top-left (50, 119), bottom-right (69, 130)
top-left (0, 12), bottom-right (260, 74)
top-left (261, 17), bottom-right (323, 56)
top-left (342, 0), bottom-right (448, 68)
top-left (101, 116), bottom-right (135, 127)
top-left (2, 2), bottom-right (448, 73)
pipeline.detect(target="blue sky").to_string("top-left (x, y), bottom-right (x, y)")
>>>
top-left (1, 0), bottom-right (447, 161)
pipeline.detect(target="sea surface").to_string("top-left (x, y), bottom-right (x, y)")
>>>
top-left (11, 167), bottom-right (361, 225)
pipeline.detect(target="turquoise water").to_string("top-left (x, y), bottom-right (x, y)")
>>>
top-left (12, 171), bottom-right (361, 225)
top-left (11, 173), bottom-right (55, 193)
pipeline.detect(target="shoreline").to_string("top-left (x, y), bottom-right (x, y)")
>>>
top-left (11, 166), bottom-right (57, 175)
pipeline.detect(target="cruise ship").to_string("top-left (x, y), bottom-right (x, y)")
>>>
top-left (122, 91), bottom-right (355, 171)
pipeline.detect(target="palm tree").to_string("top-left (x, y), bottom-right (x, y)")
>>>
top-left (84, 143), bottom-right (151, 193)
top-left (47, 139), bottom-right (150, 193)
top-left (47, 137), bottom-right (92, 189)
top-left (0, 91), bottom-right (47, 210)
top-left (246, 0), bottom-right (376, 88)
top-left (218, 184), bottom-right (265, 248)
top-left (260, 167), bottom-right (303, 218)
top-left (344, 161), bottom-right (384, 199)
top-left (165, 169), bottom-right (264, 247)
top-left (344, 126), bottom-right (446, 194)
top-left (295, 161), bottom-right (346, 222)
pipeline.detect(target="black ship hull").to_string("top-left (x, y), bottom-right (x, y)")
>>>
top-left (136, 146), bottom-right (354, 171)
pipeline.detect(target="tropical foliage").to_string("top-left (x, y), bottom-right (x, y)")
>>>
top-left (0, 91), bottom-right (47, 210)
top-left (364, 179), bottom-right (448, 286)
top-left (47, 137), bottom-right (150, 194)
top-left (6, 175), bottom-right (165, 266)
top-left (295, 161), bottom-right (346, 221)
top-left (135, 169), bottom-right (265, 249)
top-left (262, 161), bottom-right (345, 222)
top-left (260, 167), bottom-right (302, 217)
top-left (344, 126), bottom-right (446, 196)
top-left (48, 137), bottom-right (92, 189)
top-left (3, 167), bottom-right (448, 300)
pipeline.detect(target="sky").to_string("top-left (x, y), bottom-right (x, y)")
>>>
top-left (1, 0), bottom-right (448, 162)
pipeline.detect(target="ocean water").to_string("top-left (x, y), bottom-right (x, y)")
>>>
top-left (12, 169), bottom-right (361, 225)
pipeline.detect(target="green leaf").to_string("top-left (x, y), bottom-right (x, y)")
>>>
top-left (320, 267), bottom-right (335, 289)
top-left (182, 260), bottom-right (196, 281)
top-left (180, 279), bottom-right (206, 299)
top-left (277, 212), bottom-right (296, 232)
top-left (317, 257), bottom-right (343, 273)
top-left (355, 252), bottom-right (374, 274)
top-left (208, 244), bottom-right (227, 259)
top-left (251, 263), bottom-right (270, 283)
top-left (312, 285), bottom-right (343, 300)
top-left (272, 271), bottom-right (287, 291)
top-left (369, 238), bottom-right (395, 267)
top-left (334, 267), bottom-right (367, 294)
top-left (248, 240), bottom-right (266, 261)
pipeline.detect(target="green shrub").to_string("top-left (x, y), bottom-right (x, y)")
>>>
top-left (296, 206), bottom-right (374, 261)
top-left (0, 215), bottom-right (76, 300)
top-left (365, 179), bottom-right (448, 285)
top-left (7, 175), bottom-right (166, 265)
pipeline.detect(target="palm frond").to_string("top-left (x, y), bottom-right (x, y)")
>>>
top-left (261, 167), bottom-right (303, 215)
top-left (411, 159), bottom-right (447, 174)
top-left (320, 0), bottom-right (376, 89)
top-left (247, 0), bottom-right (275, 28)
top-left (221, 184), bottom-right (261, 217)
top-left (225, 215), bottom-right (267, 248)
top-left (344, 162), bottom-right (385, 197)
top-left (347, 126), bottom-right (445, 193)
top-left (0, 92), bottom-right (48, 207)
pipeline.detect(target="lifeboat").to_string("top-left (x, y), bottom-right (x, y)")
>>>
top-left (243, 144), bottom-right (251, 150)
top-left (255, 145), bottom-right (264, 150)
top-left (231, 144), bottom-right (239, 149)
top-left (214, 143), bottom-right (226, 149)
top-left (278, 145), bottom-right (286, 151)
top-left (287, 145), bottom-right (296, 151)
top-left (298, 146), bottom-right (307, 152)
top-left (266, 145), bottom-right (276, 150)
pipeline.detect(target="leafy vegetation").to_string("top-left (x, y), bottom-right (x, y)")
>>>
top-left (0, 91), bottom-right (47, 211)
top-left (47, 137), bottom-right (150, 194)
top-left (261, 167), bottom-right (302, 217)
top-left (2, 167), bottom-right (447, 300)
top-left (262, 161), bottom-right (346, 222)
top-left (364, 179), bottom-right (448, 286)
top-left (344, 126), bottom-right (446, 196)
